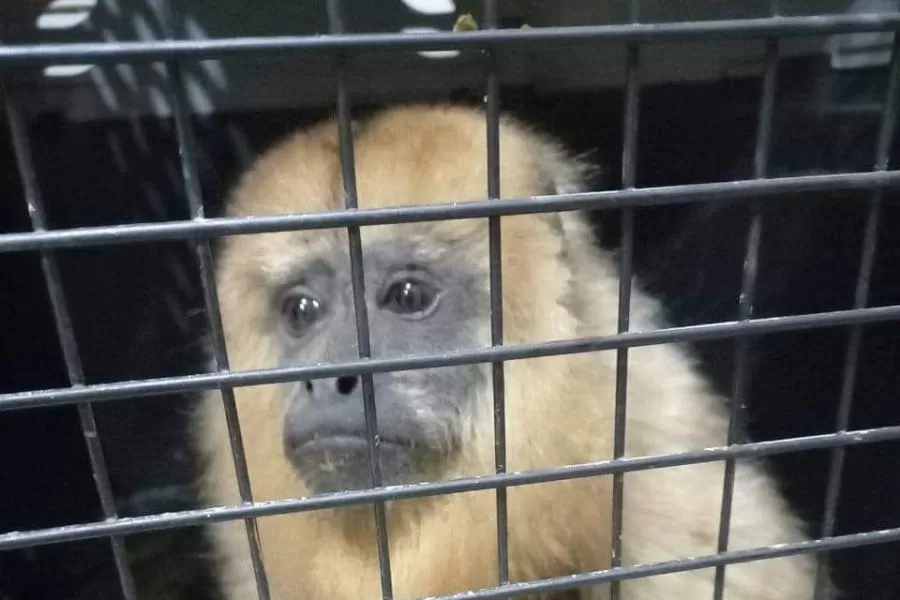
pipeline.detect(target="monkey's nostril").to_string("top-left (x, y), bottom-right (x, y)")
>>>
top-left (336, 376), bottom-right (358, 395)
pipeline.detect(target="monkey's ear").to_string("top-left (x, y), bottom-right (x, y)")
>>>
top-left (548, 168), bottom-right (587, 197)
top-left (538, 144), bottom-right (602, 242)
top-left (539, 142), bottom-right (602, 198)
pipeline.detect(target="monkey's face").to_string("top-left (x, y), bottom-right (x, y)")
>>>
top-left (274, 234), bottom-right (489, 495)
top-left (218, 105), bottom-right (579, 498)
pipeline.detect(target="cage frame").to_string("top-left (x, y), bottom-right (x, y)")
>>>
top-left (3, 1), bottom-right (900, 600)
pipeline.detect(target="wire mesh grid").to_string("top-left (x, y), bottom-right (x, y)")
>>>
top-left (2, 2), bottom-right (900, 600)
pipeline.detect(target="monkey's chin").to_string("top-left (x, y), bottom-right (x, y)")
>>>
top-left (287, 436), bottom-right (434, 495)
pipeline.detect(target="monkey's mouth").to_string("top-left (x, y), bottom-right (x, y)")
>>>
top-left (285, 430), bottom-right (431, 493)
top-left (297, 433), bottom-right (415, 453)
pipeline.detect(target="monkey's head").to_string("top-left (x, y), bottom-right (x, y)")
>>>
top-left (203, 105), bottom-right (822, 600)
top-left (214, 105), bottom-right (600, 499)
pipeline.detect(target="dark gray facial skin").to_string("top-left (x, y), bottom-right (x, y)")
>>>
top-left (275, 237), bottom-right (488, 495)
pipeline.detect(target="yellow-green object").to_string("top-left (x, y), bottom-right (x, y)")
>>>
top-left (453, 13), bottom-right (479, 32)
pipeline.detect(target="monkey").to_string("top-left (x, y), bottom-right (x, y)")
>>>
top-left (193, 104), bottom-right (831, 599)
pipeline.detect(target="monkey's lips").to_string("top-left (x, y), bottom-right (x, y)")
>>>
top-left (296, 433), bottom-right (414, 453)
top-left (285, 431), bottom-right (426, 493)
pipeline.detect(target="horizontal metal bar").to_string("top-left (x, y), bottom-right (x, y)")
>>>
top-left (1, 304), bottom-right (898, 412)
top-left (1, 170), bottom-right (899, 255)
top-left (1, 424), bottom-right (898, 551)
top-left (420, 526), bottom-right (900, 600)
top-left (2, 14), bottom-right (900, 66)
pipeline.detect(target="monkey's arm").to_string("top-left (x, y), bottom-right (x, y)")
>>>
top-left (618, 349), bottom-right (821, 599)
top-left (556, 212), bottom-right (822, 599)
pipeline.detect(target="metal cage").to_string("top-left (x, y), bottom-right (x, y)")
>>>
top-left (2, 1), bottom-right (900, 599)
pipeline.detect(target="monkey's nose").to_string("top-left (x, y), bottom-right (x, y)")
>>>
top-left (335, 375), bottom-right (358, 395)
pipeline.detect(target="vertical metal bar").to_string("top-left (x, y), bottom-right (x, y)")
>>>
top-left (482, 0), bottom-right (510, 590)
top-left (152, 1), bottom-right (271, 598)
top-left (814, 31), bottom-right (900, 600)
top-left (712, 31), bottom-right (780, 600)
top-left (2, 81), bottom-right (138, 600)
top-left (609, 3), bottom-right (641, 599)
top-left (327, 2), bottom-right (394, 598)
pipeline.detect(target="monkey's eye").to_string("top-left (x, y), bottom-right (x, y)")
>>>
top-left (281, 292), bottom-right (323, 335)
top-left (382, 278), bottom-right (439, 316)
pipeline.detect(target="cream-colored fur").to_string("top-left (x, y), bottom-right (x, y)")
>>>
top-left (193, 105), bottom-right (827, 599)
